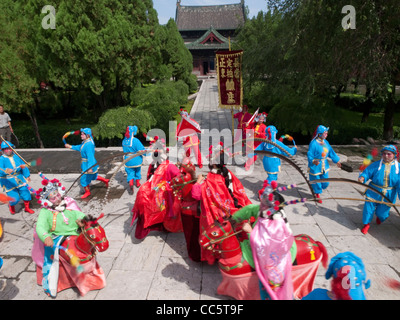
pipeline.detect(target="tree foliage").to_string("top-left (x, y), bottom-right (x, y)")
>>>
top-left (235, 0), bottom-right (400, 141)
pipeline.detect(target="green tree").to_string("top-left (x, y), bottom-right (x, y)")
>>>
top-left (159, 18), bottom-right (197, 92)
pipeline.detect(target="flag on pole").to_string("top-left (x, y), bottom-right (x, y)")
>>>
top-left (216, 50), bottom-right (243, 110)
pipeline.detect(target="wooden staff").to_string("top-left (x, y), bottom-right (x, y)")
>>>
top-left (0, 135), bottom-right (31, 167)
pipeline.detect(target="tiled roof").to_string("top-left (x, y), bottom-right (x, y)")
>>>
top-left (176, 1), bottom-right (245, 31)
top-left (186, 26), bottom-right (230, 50)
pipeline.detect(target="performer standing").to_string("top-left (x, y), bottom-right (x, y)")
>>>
top-left (245, 112), bottom-right (267, 170)
top-left (253, 125), bottom-right (297, 183)
top-left (122, 125), bottom-right (146, 193)
top-left (0, 105), bottom-right (13, 142)
top-left (358, 145), bottom-right (399, 234)
top-left (64, 128), bottom-right (109, 199)
top-left (307, 125), bottom-right (341, 203)
top-left (170, 158), bottom-right (202, 262)
top-left (0, 140), bottom-right (34, 214)
top-left (233, 105), bottom-right (252, 145)
top-left (177, 109), bottom-right (203, 168)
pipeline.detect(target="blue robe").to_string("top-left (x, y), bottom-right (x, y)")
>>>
top-left (254, 140), bottom-right (297, 182)
top-left (359, 160), bottom-right (399, 224)
top-left (122, 135), bottom-right (146, 182)
top-left (70, 138), bottom-right (98, 187)
top-left (307, 138), bottom-right (340, 194)
top-left (0, 153), bottom-right (32, 205)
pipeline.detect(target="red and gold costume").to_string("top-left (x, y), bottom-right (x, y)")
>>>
top-left (233, 105), bottom-right (252, 143)
top-left (245, 112), bottom-right (267, 170)
top-left (131, 160), bottom-right (182, 239)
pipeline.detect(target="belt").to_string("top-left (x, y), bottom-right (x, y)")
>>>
top-left (370, 182), bottom-right (393, 190)
top-left (0, 126), bottom-right (9, 129)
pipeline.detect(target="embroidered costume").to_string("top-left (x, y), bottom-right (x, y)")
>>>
top-left (303, 252), bottom-right (370, 300)
top-left (307, 125), bottom-right (340, 202)
top-left (233, 105), bottom-right (252, 144)
top-left (0, 141), bottom-right (34, 214)
top-left (122, 125), bottom-right (146, 192)
top-left (31, 174), bottom-right (106, 297)
top-left (358, 145), bottom-right (399, 234)
top-left (65, 128), bottom-right (109, 199)
top-left (131, 160), bottom-right (182, 239)
top-left (254, 126), bottom-right (297, 183)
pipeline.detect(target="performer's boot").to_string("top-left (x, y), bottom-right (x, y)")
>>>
top-left (376, 217), bottom-right (382, 225)
top-left (9, 205), bottom-right (15, 215)
top-left (361, 224), bottom-right (370, 234)
top-left (96, 176), bottom-right (109, 187)
top-left (81, 186), bottom-right (91, 199)
top-left (23, 201), bottom-right (35, 214)
top-left (129, 180), bottom-right (134, 193)
top-left (135, 179), bottom-right (141, 188)
top-left (316, 194), bottom-right (322, 204)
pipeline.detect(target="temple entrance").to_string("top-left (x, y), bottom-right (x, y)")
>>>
top-left (203, 61), bottom-right (209, 74)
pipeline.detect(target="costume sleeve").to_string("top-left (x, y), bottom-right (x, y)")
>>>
top-left (307, 141), bottom-right (317, 165)
top-left (70, 144), bottom-right (82, 152)
top-left (0, 157), bottom-right (7, 177)
top-left (359, 161), bottom-right (377, 182)
top-left (233, 112), bottom-right (241, 119)
top-left (276, 140), bottom-right (297, 156)
top-left (36, 209), bottom-right (53, 243)
top-left (191, 183), bottom-right (202, 201)
top-left (231, 204), bottom-right (260, 222)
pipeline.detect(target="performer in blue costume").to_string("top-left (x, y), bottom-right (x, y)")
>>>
top-left (302, 252), bottom-right (370, 300)
top-left (358, 145), bottom-right (399, 234)
top-left (0, 140), bottom-right (34, 214)
top-left (122, 125), bottom-right (146, 193)
top-left (253, 125), bottom-right (297, 183)
top-left (65, 128), bottom-right (109, 199)
top-left (307, 125), bottom-right (341, 203)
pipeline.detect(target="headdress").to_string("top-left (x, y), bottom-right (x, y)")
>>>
top-left (29, 172), bottom-right (66, 208)
top-left (124, 126), bottom-right (138, 146)
top-left (325, 251), bottom-right (370, 300)
top-left (312, 125), bottom-right (329, 140)
top-left (255, 112), bottom-right (267, 123)
top-left (1, 140), bottom-right (15, 150)
top-left (378, 144), bottom-right (399, 173)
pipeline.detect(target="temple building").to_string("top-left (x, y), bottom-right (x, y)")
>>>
top-left (175, 0), bottom-right (246, 76)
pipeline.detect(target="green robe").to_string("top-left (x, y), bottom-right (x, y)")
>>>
top-left (36, 207), bottom-right (86, 243)
top-left (231, 204), bottom-right (297, 268)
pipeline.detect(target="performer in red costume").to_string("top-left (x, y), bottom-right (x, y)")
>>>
top-left (191, 144), bottom-right (252, 264)
top-left (131, 140), bottom-right (182, 239)
top-left (245, 112), bottom-right (267, 170)
top-left (177, 109), bottom-right (203, 168)
top-left (170, 158), bottom-right (202, 262)
top-left (233, 105), bottom-right (252, 145)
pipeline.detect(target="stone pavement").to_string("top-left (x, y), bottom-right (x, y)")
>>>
top-left (1, 79), bottom-right (400, 300)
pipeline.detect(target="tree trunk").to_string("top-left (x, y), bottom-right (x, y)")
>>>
top-left (383, 90), bottom-right (396, 142)
top-left (361, 87), bottom-right (372, 123)
top-left (28, 98), bottom-right (44, 148)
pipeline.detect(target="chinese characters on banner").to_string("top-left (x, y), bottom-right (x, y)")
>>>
top-left (216, 50), bottom-right (243, 110)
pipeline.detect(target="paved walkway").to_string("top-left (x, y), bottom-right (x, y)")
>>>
top-left (1, 79), bottom-right (400, 300)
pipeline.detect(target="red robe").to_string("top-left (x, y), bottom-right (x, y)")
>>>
top-left (131, 161), bottom-right (182, 239)
top-left (245, 122), bottom-right (267, 169)
top-left (183, 135), bottom-right (203, 167)
top-left (234, 111), bottom-right (252, 142)
top-left (192, 170), bottom-right (252, 264)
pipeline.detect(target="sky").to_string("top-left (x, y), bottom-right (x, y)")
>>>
top-left (153, 0), bottom-right (268, 25)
